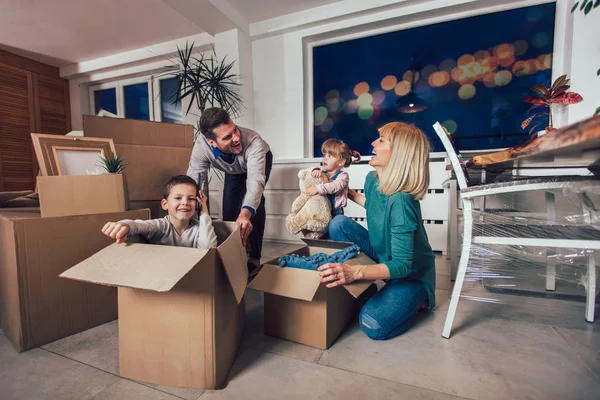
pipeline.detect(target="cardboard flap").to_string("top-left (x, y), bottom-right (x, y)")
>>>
top-left (60, 243), bottom-right (210, 292)
top-left (216, 225), bottom-right (248, 304)
top-left (341, 252), bottom-right (377, 297)
top-left (248, 264), bottom-right (322, 301)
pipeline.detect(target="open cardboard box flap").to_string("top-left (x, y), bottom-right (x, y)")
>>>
top-left (60, 222), bottom-right (248, 303)
top-left (249, 239), bottom-right (374, 300)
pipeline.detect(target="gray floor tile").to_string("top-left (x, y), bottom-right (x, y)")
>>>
top-left (242, 289), bottom-right (324, 363)
top-left (42, 320), bottom-right (119, 375)
top-left (0, 335), bottom-right (118, 400)
top-left (139, 382), bottom-right (205, 400)
top-left (200, 347), bottom-right (466, 400)
top-left (319, 309), bottom-right (600, 400)
top-left (91, 379), bottom-right (181, 400)
top-left (553, 325), bottom-right (600, 379)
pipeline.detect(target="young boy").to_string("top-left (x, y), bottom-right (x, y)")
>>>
top-left (102, 175), bottom-right (218, 248)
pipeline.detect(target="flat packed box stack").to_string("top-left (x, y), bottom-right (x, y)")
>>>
top-left (82, 115), bottom-right (195, 218)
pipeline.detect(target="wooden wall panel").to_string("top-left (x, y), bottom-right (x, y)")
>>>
top-left (33, 74), bottom-right (71, 134)
top-left (0, 64), bottom-right (36, 191)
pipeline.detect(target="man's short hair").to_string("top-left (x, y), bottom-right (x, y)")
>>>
top-left (199, 107), bottom-right (231, 140)
top-left (163, 175), bottom-right (198, 199)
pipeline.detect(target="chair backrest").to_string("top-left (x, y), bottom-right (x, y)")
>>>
top-left (432, 122), bottom-right (469, 190)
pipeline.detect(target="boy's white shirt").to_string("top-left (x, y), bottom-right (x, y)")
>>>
top-left (119, 214), bottom-right (218, 249)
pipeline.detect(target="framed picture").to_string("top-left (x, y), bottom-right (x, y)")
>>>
top-left (31, 133), bottom-right (117, 176)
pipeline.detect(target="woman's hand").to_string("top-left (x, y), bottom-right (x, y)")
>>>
top-left (318, 263), bottom-right (363, 288)
top-left (302, 186), bottom-right (318, 196)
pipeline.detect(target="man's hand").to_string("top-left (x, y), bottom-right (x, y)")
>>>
top-left (197, 189), bottom-right (209, 216)
top-left (236, 208), bottom-right (253, 246)
top-left (302, 186), bottom-right (318, 196)
top-left (102, 222), bottom-right (130, 244)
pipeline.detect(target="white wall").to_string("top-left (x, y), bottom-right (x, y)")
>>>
top-left (568, 9), bottom-right (600, 123)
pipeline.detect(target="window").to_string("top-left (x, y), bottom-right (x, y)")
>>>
top-left (123, 82), bottom-right (150, 120)
top-left (92, 87), bottom-right (117, 115)
top-left (158, 77), bottom-right (183, 124)
top-left (89, 75), bottom-right (183, 123)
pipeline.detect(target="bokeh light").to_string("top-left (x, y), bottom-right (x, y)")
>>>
top-left (421, 64), bottom-right (438, 79)
top-left (394, 81), bottom-right (411, 96)
top-left (440, 58), bottom-right (457, 72)
top-left (538, 53), bottom-right (552, 70)
top-left (402, 70), bottom-right (420, 83)
top-left (458, 84), bottom-right (476, 100)
top-left (353, 82), bottom-right (370, 96)
top-left (357, 106), bottom-right (374, 120)
top-left (526, 7), bottom-right (544, 22)
top-left (481, 56), bottom-right (498, 73)
top-left (495, 43), bottom-right (515, 60)
top-left (498, 55), bottom-right (515, 68)
top-left (483, 72), bottom-right (497, 88)
top-left (357, 93), bottom-right (373, 107)
top-left (344, 99), bottom-right (358, 114)
top-left (371, 90), bottom-right (385, 106)
top-left (370, 105), bottom-right (381, 120)
top-left (513, 40), bottom-right (528, 56)
top-left (531, 32), bottom-right (550, 48)
top-left (327, 98), bottom-right (344, 113)
top-left (474, 50), bottom-right (490, 61)
top-left (429, 71), bottom-right (450, 87)
top-left (314, 106), bottom-right (328, 125)
top-left (457, 54), bottom-right (475, 67)
top-left (380, 75), bottom-right (397, 90)
top-left (320, 118), bottom-right (334, 132)
top-left (494, 70), bottom-right (513, 86)
top-left (325, 89), bottom-right (340, 104)
top-left (442, 120), bottom-right (458, 134)
top-left (512, 60), bottom-right (527, 76)
top-left (451, 67), bottom-right (463, 82)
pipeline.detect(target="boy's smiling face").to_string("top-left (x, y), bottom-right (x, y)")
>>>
top-left (161, 183), bottom-right (197, 222)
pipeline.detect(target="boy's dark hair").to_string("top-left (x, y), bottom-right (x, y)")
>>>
top-left (199, 107), bottom-right (231, 140)
top-left (163, 175), bottom-right (198, 199)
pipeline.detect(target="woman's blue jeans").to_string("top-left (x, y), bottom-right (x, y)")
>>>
top-left (328, 215), bottom-right (428, 340)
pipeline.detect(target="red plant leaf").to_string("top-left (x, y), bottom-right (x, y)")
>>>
top-left (521, 116), bottom-right (534, 129)
top-left (551, 85), bottom-right (570, 98)
top-left (524, 96), bottom-right (547, 105)
top-left (550, 92), bottom-right (583, 104)
top-left (530, 84), bottom-right (549, 97)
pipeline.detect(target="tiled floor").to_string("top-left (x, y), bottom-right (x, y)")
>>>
top-left (1, 241), bottom-right (599, 399)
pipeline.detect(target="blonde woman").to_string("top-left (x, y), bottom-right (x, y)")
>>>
top-left (318, 122), bottom-right (436, 340)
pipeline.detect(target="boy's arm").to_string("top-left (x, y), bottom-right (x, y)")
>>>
top-left (119, 218), bottom-right (169, 241)
top-left (316, 172), bottom-right (349, 195)
top-left (195, 214), bottom-right (218, 248)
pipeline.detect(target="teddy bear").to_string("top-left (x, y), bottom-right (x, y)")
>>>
top-left (285, 168), bottom-right (332, 239)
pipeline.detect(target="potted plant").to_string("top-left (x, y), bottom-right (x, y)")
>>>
top-left (521, 74), bottom-right (583, 136)
top-left (99, 153), bottom-right (127, 174)
top-left (166, 42), bottom-right (243, 140)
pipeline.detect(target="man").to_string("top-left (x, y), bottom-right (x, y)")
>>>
top-left (187, 107), bottom-right (272, 276)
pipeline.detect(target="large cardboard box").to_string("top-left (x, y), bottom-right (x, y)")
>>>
top-left (38, 174), bottom-right (129, 218)
top-left (82, 116), bottom-right (194, 201)
top-left (249, 240), bottom-right (376, 349)
top-left (0, 208), bottom-right (150, 351)
top-left (60, 222), bottom-right (248, 389)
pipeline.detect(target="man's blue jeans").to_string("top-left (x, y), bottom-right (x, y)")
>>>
top-left (328, 215), bottom-right (428, 340)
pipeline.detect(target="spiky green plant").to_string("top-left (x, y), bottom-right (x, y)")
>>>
top-left (165, 42), bottom-right (243, 133)
top-left (99, 153), bottom-right (127, 174)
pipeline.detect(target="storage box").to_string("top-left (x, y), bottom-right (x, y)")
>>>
top-left (0, 208), bottom-right (150, 352)
top-left (60, 222), bottom-right (248, 389)
top-left (38, 174), bottom-right (129, 218)
top-left (249, 239), bottom-right (376, 349)
top-left (82, 116), bottom-right (194, 201)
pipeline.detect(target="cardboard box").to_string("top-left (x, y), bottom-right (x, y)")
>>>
top-left (0, 208), bottom-right (150, 352)
top-left (38, 174), bottom-right (129, 218)
top-left (60, 222), bottom-right (248, 389)
top-left (129, 200), bottom-right (167, 219)
top-left (82, 116), bottom-right (194, 201)
top-left (249, 239), bottom-right (376, 349)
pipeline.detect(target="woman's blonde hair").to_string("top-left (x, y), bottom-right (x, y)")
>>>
top-left (321, 139), bottom-right (361, 168)
top-left (376, 122), bottom-right (430, 200)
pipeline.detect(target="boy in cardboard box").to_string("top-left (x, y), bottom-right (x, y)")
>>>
top-left (102, 175), bottom-right (218, 248)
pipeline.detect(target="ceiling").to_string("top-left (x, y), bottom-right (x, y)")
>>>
top-left (0, 0), bottom-right (342, 68)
